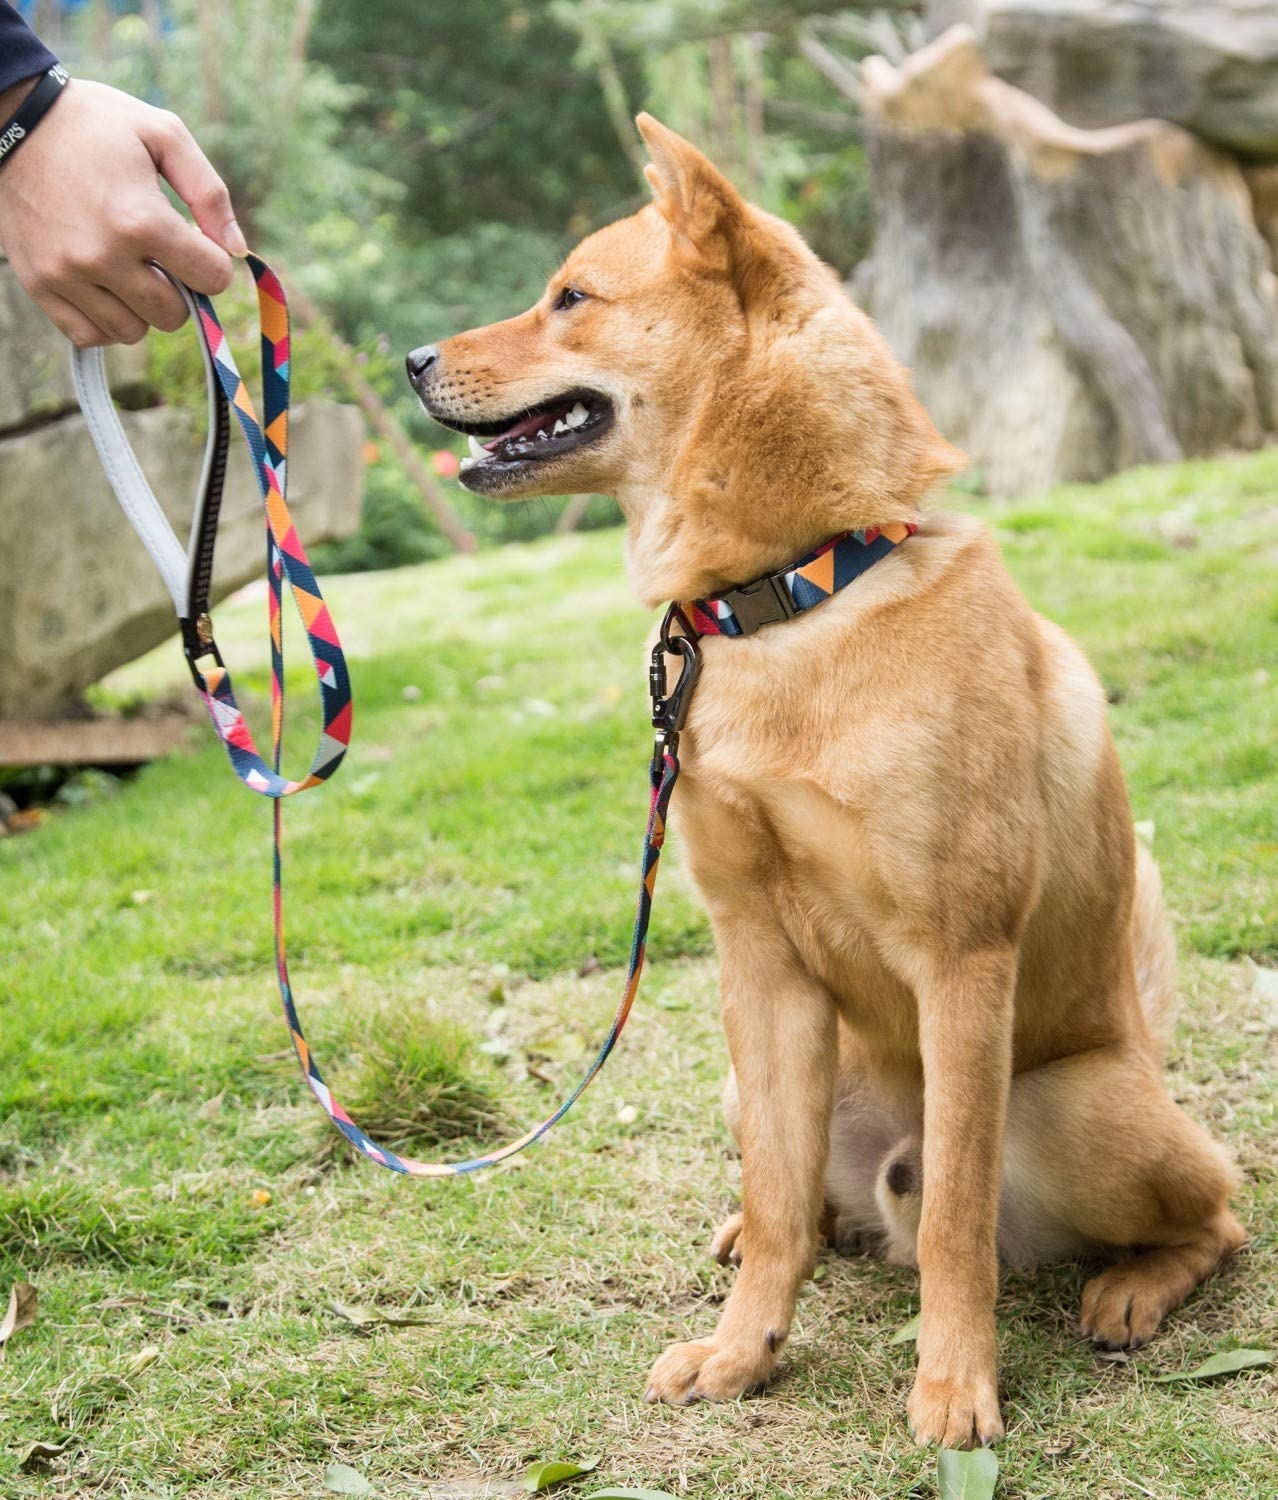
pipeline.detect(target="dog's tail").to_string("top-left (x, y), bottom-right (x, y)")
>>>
top-left (1132, 841), bottom-right (1177, 1056)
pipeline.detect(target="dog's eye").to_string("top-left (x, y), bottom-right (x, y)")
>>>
top-left (552, 285), bottom-right (588, 312)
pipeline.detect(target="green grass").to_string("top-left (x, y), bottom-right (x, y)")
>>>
top-left (1, 451), bottom-right (1276, 1498)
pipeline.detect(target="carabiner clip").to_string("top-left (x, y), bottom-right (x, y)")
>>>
top-left (649, 604), bottom-right (702, 745)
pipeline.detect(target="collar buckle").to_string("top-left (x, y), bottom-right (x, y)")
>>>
top-left (722, 573), bottom-right (795, 636)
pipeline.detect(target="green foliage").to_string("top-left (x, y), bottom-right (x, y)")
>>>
top-left (299, 218), bottom-right (566, 378)
top-left (783, 140), bottom-right (875, 276)
top-left (310, 1), bottom-right (639, 239)
top-left (311, 457), bottom-right (452, 574)
top-left (75, 0), bottom-right (401, 245)
top-left (142, 267), bottom-right (362, 429)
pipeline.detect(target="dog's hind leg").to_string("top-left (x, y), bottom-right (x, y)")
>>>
top-left (710, 1069), bottom-right (747, 1264)
top-left (1007, 1045), bottom-right (1245, 1349)
top-left (715, 1044), bottom-right (910, 1264)
top-left (646, 916), bottom-right (837, 1404)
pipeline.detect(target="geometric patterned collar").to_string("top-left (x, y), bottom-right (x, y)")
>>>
top-left (679, 521), bottom-right (917, 638)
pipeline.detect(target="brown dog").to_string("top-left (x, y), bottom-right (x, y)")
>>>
top-left (406, 114), bottom-right (1244, 1448)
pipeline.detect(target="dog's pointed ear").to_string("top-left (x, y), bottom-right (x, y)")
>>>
top-left (637, 113), bottom-right (752, 282)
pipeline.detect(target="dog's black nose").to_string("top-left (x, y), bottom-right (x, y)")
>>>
top-left (405, 344), bottom-right (438, 381)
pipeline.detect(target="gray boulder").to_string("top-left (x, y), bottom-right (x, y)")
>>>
top-left (0, 259), bottom-right (149, 432)
top-left (0, 398), bottom-right (364, 719)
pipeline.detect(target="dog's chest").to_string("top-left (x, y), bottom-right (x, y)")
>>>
top-left (675, 706), bottom-right (917, 1030)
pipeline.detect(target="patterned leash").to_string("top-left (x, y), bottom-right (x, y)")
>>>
top-left (71, 255), bottom-right (695, 1176)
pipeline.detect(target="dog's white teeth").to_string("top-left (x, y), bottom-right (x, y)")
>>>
top-left (552, 419), bottom-right (568, 436)
top-left (538, 429), bottom-right (549, 441)
top-left (566, 402), bottom-right (588, 428)
top-left (467, 435), bottom-right (487, 460)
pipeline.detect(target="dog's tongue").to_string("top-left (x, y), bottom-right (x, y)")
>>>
top-left (485, 406), bottom-right (564, 450)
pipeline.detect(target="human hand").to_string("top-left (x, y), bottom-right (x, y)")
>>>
top-left (0, 77), bottom-right (246, 347)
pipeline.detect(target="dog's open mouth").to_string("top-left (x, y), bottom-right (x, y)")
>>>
top-left (433, 391), bottom-right (614, 487)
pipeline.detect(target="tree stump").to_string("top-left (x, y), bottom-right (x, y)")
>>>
top-left (980, 0), bottom-right (1278, 162)
top-left (854, 26), bottom-right (1278, 496)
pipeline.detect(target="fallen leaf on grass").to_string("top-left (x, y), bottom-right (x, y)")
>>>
top-left (0, 1282), bottom-right (37, 1359)
top-left (938, 1447), bottom-right (998, 1500)
top-left (19, 1440), bottom-right (67, 1473)
top-left (1153, 1348), bottom-right (1272, 1383)
top-left (125, 1345), bottom-right (161, 1376)
top-left (890, 1311), bottom-right (920, 1345)
top-left (583, 1491), bottom-right (677, 1499)
top-left (324, 1462), bottom-right (376, 1494)
top-left (524, 1457), bottom-right (598, 1491)
top-left (328, 1302), bottom-right (433, 1329)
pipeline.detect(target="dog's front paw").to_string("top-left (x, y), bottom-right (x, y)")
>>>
top-left (644, 1335), bottom-right (777, 1404)
top-left (907, 1368), bottom-right (1003, 1448)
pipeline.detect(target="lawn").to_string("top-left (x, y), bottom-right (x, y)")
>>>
top-left (1, 452), bottom-right (1275, 1499)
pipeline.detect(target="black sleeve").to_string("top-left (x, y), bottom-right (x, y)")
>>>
top-left (0, 3), bottom-right (58, 95)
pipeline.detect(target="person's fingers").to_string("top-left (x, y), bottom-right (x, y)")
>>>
top-left (140, 108), bottom-right (247, 260)
top-left (144, 206), bottom-right (237, 297)
top-left (65, 284), bottom-right (150, 345)
top-left (32, 287), bottom-right (113, 349)
top-left (111, 261), bottom-right (191, 334)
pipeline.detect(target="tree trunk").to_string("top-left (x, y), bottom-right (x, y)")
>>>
top-left (855, 27), bottom-right (1278, 496)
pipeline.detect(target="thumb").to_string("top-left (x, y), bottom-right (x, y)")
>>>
top-left (140, 106), bottom-right (248, 258)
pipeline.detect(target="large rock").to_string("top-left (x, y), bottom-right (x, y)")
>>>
top-left (0, 398), bottom-right (364, 718)
top-left (855, 26), bottom-right (1278, 497)
top-left (0, 259), bottom-right (150, 432)
top-left (977, 0), bottom-right (1278, 161)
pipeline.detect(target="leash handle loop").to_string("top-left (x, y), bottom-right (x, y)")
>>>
top-left (186, 257), bottom-right (352, 798)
